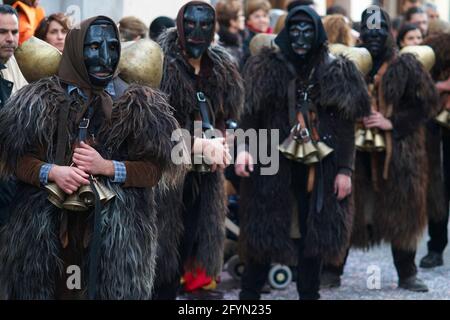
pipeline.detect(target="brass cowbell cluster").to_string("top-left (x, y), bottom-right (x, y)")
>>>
top-left (279, 124), bottom-right (333, 165)
top-left (355, 128), bottom-right (386, 152)
top-left (45, 176), bottom-right (115, 212)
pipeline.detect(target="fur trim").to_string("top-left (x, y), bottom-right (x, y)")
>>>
top-left (424, 33), bottom-right (450, 81)
top-left (100, 84), bottom-right (185, 187)
top-left (188, 171), bottom-right (226, 276)
top-left (0, 77), bottom-right (68, 176)
top-left (96, 180), bottom-right (158, 299)
top-left (242, 48), bottom-right (291, 118)
top-left (153, 28), bottom-right (237, 285)
top-left (153, 184), bottom-right (184, 287)
top-left (158, 28), bottom-right (243, 126)
top-left (352, 56), bottom-right (437, 250)
top-left (426, 123), bottom-right (448, 223)
top-left (383, 54), bottom-right (440, 120)
top-left (0, 80), bottom-right (173, 299)
top-left (239, 48), bottom-right (367, 265)
top-left (0, 186), bottom-right (62, 299)
top-left (319, 56), bottom-right (371, 120)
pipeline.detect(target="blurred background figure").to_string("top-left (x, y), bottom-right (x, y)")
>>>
top-left (428, 18), bottom-right (450, 35)
top-left (391, 16), bottom-right (404, 42)
top-left (118, 16), bottom-right (147, 42)
top-left (245, 0), bottom-right (272, 35)
top-left (326, 4), bottom-right (347, 17)
top-left (35, 12), bottom-right (70, 52)
top-left (3, 0), bottom-right (45, 45)
top-left (405, 6), bottom-right (429, 37)
top-left (243, 0), bottom-right (272, 63)
top-left (0, 4), bottom-right (27, 228)
top-left (286, 0), bottom-right (315, 11)
top-left (216, 0), bottom-right (245, 66)
top-left (397, 23), bottom-right (423, 49)
top-left (401, 0), bottom-right (424, 15)
top-left (424, 2), bottom-right (440, 21)
top-left (149, 16), bottom-right (175, 41)
top-left (323, 14), bottom-right (355, 46)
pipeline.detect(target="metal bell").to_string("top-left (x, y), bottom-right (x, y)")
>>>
top-left (48, 194), bottom-right (64, 209)
top-left (62, 193), bottom-right (88, 212)
top-left (302, 140), bottom-right (318, 158)
top-left (94, 180), bottom-right (116, 204)
top-left (294, 143), bottom-right (305, 161)
top-left (355, 129), bottom-right (366, 151)
top-left (78, 184), bottom-right (95, 207)
top-left (436, 110), bottom-right (450, 129)
top-left (278, 136), bottom-right (298, 160)
top-left (374, 131), bottom-right (386, 152)
top-left (45, 183), bottom-right (66, 208)
top-left (118, 39), bottom-right (164, 88)
top-left (303, 154), bottom-right (320, 165)
top-left (364, 129), bottom-right (374, 144)
top-left (45, 183), bottom-right (65, 205)
top-left (191, 154), bottom-right (212, 173)
top-left (316, 141), bottom-right (334, 160)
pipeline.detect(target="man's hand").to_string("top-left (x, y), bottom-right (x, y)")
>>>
top-left (235, 151), bottom-right (254, 178)
top-left (193, 138), bottom-right (232, 172)
top-left (48, 165), bottom-right (90, 194)
top-left (334, 174), bottom-right (352, 201)
top-left (363, 111), bottom-right (393, 130)
top-left (72, 142), bottom-right (115, 177)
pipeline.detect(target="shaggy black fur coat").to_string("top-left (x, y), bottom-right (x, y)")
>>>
top-left (352, 54), bottom-right (440, 251)
top-left (0, 77), bottom-right (180, 299)
top-left (239, 47), bottom-right (370, 265)
top-left (423, 33), bottom-right (450, 221)
top-left (154, 28), bottom-right (244, 285)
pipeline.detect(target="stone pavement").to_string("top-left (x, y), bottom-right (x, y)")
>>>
top-left (215, 225), bottom-right (450, 300)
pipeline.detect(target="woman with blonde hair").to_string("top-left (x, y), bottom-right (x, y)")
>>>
top-left (322, 14), bottom-right (355, 46)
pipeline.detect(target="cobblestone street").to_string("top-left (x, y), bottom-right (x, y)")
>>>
top-left (215, 225), bottom-right (450, 300)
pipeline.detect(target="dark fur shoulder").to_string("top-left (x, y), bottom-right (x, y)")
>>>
top-left (159, 28), bottom-right (243, 125)
top-left (383, 54), bottom-right (439, 119)
top-left (242, 47), bottom-right (292, 117)
top-left (101, 84), bottom-right (184, 186)
top-left (0, 76), bottom-right (67, 176)
top-left (319, 56), bottom-right (371, 120)
top-left (423, 33), bottom-right (450, 81)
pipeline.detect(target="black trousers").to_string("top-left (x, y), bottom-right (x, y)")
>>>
top-left (426, 131), bottom-right (450, 254)
top-left (152, 173), bottom-right (204, 300)
top-left (240, 163), bottom-right (322, 300)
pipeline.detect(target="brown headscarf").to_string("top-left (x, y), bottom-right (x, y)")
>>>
top-left (57, 15), bottom-right (121, 121)
top-left (176, 0), bottom-right (216, 53)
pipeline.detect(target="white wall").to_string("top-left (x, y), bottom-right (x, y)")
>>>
top-left (121, 0), bottom-right (188, 25)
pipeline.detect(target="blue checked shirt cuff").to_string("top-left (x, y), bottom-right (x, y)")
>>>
top-left (111, 161), bottom-right (127, 183)
top-left (39, 163), bottom-right (53, 186)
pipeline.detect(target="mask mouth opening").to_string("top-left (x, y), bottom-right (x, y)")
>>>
top-left (187, 38), bottom-right (207, 45)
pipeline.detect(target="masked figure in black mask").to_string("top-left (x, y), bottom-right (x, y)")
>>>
top-left (153, 1), bottom-right (243, 299)
top-left (0, 16), bottom-right (179, 299)
top-left (235, 6), bottom-right (370, 300)
top-left (323, 7), bottom-right (439, 292)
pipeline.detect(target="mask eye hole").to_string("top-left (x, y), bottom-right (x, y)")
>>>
top-left (90, 43), bottom-right (99, 50)
top-left (289, 27), bottom-right (300, 37)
